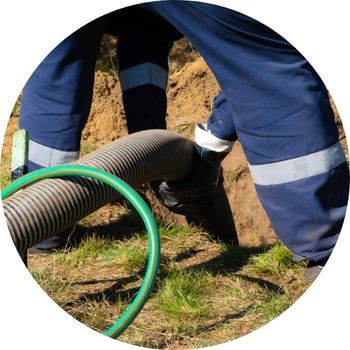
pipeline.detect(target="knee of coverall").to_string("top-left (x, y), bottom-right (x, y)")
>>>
top-left (20, 16), bottom-right (106, 162)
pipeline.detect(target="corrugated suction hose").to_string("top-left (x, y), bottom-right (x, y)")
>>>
top-left (2, 130), bottom-right (237, 256)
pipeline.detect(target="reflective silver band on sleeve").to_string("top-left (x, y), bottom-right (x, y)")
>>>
top-left (119, 62), bottom-right (168, 91)
top-left (194, 123), bottom-right (234, 153)
top-left (249, 142), bottom-right (346, 186)
top-left (28, 140), bottom-right (79, 167)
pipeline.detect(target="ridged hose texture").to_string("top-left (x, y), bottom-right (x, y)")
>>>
top-left (2, 165), bottom-right (160, 339)
top-left (2, 130), bottom-right (237, 255)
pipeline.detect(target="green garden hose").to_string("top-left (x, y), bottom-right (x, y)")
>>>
top-left (1, 164), bottom-right (161, 339)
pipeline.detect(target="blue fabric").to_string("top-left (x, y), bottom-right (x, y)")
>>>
top-left (256, 163), bottom-right (349, 261)
top-left (143, 2), bottom-right (339, 164)
top-left (20, 19), bottom-right (105, 151)
top-left (208, 93), bottom-right (237, 142)
top-left (27, 160), bottom-right (43, 173)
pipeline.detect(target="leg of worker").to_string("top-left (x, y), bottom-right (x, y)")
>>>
top-left (156, 90), bottom-right (240, 244)
top-left (19, 19), bottom-right (105, 250)
top-left (144, 2), bottom-right (349, 264)
top-left (117, 35), bottom-right (173, 133)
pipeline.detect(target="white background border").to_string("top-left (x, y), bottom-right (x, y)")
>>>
top-left (0, 1), bottom-right (349, 349)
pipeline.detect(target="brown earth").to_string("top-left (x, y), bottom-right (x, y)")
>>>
top-left (1, 55), bottom-right (347, 247)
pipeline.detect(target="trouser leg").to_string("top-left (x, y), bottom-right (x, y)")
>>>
top-left (117, 35), bottom-right (173, 133)
top-left (20, 18), bottom-right (105, 170)
top-left (19, 18), bottom-right (105, 250)
top-left (144, 2), bottom-right (349, 262)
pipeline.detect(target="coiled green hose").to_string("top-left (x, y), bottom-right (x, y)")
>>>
top-left (1, 164), bottom-right (161, 339)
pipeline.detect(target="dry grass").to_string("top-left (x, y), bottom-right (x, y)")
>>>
top-left (27, 204), bottom-right (310, 349)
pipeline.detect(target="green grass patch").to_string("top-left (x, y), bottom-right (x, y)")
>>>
top-left (218, 244), bottom-right (256, 268)
top-left (102, 244), bottom-right (148, 272)
top-left (175, 122), bottom-right (196, 134)
top-left (53, 235), bottom-right (114, 266)
top-left (53, 235), bottom-right (148, 272)
top-left (80, 143), bottom-right (98, 156)
top-left (247, 243), bottom-right (296, 277)
top-left (0, 172), bottom-right (11, 189)
top-left (252, 291), bottom-right (293, 323)
top-left (158, 269), bottom-right (213, 319)
top-left (158, 224), bottom-right (204, 246)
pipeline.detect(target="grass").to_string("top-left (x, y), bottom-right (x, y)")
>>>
top-left (105, 244), bottom-right (148, 272)
top-left (72, 297), bottom-right (127, 333)
top-left (0, 171), bottom-right (11, 189)
top-left (95, 56), bottom-right (118, 78)
top-left (53, 235), bottom-right (112, 266)
top-left (53, 235), bottom-right (148, 272)
top-left (26, 209), bottom-right (310, 349)
top-left (247, 243), bottom-right (300, 277)
top-left (30, 268), bottom-right (75, 304)
top-left (175, 122), bottom-right (196, 135)
top-left (251, 291), bottom-right (293, 324)
top-left (224, 167), bottom-right (248, 187)
top-left (80, 143), bottom-right (98, 156)
top-left (158, 269), bottom-right (213, 318)
top-left (10, 94), bottom-right (22, 118)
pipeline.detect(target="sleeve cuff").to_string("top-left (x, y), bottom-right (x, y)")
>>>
top-left (194, 123), bottom-right (234, 162)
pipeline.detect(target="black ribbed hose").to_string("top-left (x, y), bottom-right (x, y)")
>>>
top-left (2, 130), bottom-right (237, 255)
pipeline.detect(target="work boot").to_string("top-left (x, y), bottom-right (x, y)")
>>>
top-left (152, 143), bottom-right (239, 246)
top-left (304, 257), bottom-right (329, 282)
top-left (27, 225), bottom-right (76, 254)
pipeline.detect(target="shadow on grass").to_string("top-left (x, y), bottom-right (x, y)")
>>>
top-left (65, 273), bottom-right (141, 306)
top-left (184, 245), bottom-right (271, 275)
top-left (174, 247), bottom-right (205, 262)
top-left (66, 242), bottom-right (282, 308)
top-left (67, 210), bottom-right (145, 247)
top-left (180, 244), bottom-right (284, 295)
top-left (196, 306), bottom-right (252, 334)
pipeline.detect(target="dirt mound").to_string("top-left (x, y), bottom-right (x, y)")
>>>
top-left (167, 58), bottom-right (219, 131)
top-left (82, 71), bottom-right (127, 146)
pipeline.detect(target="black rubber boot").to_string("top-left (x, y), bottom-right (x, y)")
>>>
top-left (304, 257), bottom-right (329, 282)
top-left (27, 225), bottom-right (76, 254)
